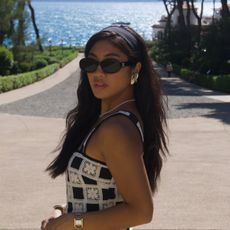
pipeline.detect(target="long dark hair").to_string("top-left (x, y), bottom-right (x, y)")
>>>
top-left (46, 26), bottom-right (168, 193)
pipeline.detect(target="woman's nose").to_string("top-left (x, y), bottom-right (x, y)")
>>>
top-left (94, 64), bottom-right (104, 74)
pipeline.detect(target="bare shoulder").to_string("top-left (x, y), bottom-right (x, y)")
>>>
top-left (97, 114), bottom-right (143, 158)
top-left (99, 114), bottom-right (142, 142)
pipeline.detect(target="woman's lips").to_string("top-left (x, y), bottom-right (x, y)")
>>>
top-left (94, 81), bottom-right (108, 89)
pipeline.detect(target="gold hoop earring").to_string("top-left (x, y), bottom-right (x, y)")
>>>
top-left (130, 73), bottom-right (139, 85)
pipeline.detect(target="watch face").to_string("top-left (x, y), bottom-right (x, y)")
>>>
top-left (76, 219), bottom-right (82, 226)
top-left (74, 216), bottom-right (83, 229)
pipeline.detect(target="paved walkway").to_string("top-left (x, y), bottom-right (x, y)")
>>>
top-left (0, 56), bottom-right (230, 230)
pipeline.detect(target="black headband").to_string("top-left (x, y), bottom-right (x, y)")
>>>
top-left (101, 25), bottom-right (139, 50)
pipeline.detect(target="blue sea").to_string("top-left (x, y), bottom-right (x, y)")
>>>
top-left (28, 0), bottom-right (220, 46)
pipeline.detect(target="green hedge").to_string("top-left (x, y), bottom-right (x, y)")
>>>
top-left (59, 52), bottom-right (78, 68)
top-left (0, 63), bottom-right (59, 93)
top-left (0, 51), bottom-right (78, 93)
top-left (180, 68), bottom-right (230, 94)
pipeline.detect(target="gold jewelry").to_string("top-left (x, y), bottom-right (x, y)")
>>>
top-left (74, 213), bottom-right (84, 230)
top-left (131, 73), bottom-right (139, 85)
top-left (99, 99), bottom-right (135, 118)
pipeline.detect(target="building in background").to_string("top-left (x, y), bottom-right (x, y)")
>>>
top-left (152, 2), bottom-right (216, 40)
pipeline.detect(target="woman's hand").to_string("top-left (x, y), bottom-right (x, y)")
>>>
top-left (41, 209), bottom-right (62, 230)
top-left (41, 213), bottom-right (74, 230)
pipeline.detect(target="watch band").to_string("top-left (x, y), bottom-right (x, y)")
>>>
top-left (74, 213), bottom-right (84, 230)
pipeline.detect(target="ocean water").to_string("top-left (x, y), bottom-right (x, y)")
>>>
top-left (29, 1), bottom-right (220, 46)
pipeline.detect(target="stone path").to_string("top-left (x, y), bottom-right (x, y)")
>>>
top-left (0, 57), bottom-right (230, 230)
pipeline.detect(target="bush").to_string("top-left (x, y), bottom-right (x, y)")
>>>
top-left (33, 58), bottom-right (48, 69)
top-left (150, 41), bottom-right (172, 65)
top-left (46, 56), bottom-right (58, 64)
top-left (0, 49), bottom-right (78, 93)
top-left (0, 77), bottom-right (14, 91)
top-left (181, 68), bottom-right (194, 81)
top-left (180, 68), bottom-right (230, 93)
top-left (0, 46), bottom-right (14, 76)
top-left (215, 74), bottom-right (230, 93)
top-left (0, 63), bottom-right (59, 93)
top-left (59, 52), bottom-right (78, 67)
top-left (18, 62), bottom-right (32, 72)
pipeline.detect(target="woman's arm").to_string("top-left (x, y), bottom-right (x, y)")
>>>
top-left (45, 116), bottom-right (153, 230)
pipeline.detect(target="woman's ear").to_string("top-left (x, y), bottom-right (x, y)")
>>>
top-left (134, 62), bottom-right (142, 74)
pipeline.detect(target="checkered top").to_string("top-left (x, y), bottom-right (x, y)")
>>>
top-left (66, 110), bottom-right (144, 214)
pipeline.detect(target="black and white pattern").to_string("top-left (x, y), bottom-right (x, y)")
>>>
top-left (66, 110), bottom-right (144, 214)
top-left (66, 152), bottom-right (123, 213)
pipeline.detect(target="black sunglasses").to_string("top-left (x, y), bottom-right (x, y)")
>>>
top-left (79, 57), bottom-right (133, 73)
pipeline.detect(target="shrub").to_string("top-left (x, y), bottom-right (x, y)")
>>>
top-left (215, 74), bottom-right (230, 93)
top-left (0, 49), bottom-right (78, 93)
top-left (181, 68), bottom-right (194, 81)
top-left (0, 46), bottom-right (14, 76)
top-left (0, 63), bottom-right (59, 93)
top-left (59, 52), bottom-right (78, 67)
top-left (196, 74), bottom-right (214, 89)
top-left (0, 77), bottom-right (14, 91)
top-left (33, 58), bottom-right (48, 69)
top-left (47, 56), bottom-right (58, 64)
top-left (180, 68), bottom-right (230, 93)
top-left (18, 62), bottom-right (32, 73)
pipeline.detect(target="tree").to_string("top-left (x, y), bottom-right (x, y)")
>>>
top-left (0, 0), bottom-right (14, 45)
top-left (0, 0), bottom-right (43, 51)
top-left (190, 0), bottom-right (204, 49)
top-left (27, 0), bottom-right (43, 52)
top-left (162, 0), bottom-right (191, 64)
top-left (221, 0), bottom-right (230, 19)
top-left (185, 0), bottom-right (192, 55)
top-left (162, 0), bottom-right (176, 39)
top-left (176, 0), bottom-right (186, 31)
top-left (157, 0), bottom-right (229, 74)
top-left (13, 0), bottom-right (28, 47)
top-left (162, 0), bottom-right (177, 63)
top-left (0, 46), bottom-right (13, 75)
top-left (212, 0), bottom-right (216, 23)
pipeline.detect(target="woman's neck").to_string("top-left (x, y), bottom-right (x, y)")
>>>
top-left (100, 98), bottom-right (135, 118)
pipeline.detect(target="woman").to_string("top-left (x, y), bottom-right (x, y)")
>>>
top-left (166, 62), bottom-right (173, 77)
top-left (41, 24), bottom-right (168, 230)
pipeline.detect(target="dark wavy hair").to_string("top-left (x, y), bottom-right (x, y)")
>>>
top-left (46, 26), bottom-right (168, 193)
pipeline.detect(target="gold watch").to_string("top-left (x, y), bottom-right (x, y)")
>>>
top-left (74, 213), bottom-right (84, 230)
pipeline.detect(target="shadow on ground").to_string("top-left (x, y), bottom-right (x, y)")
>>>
top-left (161, 77), bottom-right (225, 97)
top-left (177, 102), bottom-right (230, 124)
top-left (160, 77), bottom-right (230, 124)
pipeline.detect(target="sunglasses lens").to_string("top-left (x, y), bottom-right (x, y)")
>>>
top-left (80, 58), bottom-right (97, 72)
top-left (101, 59), bottom-right (121, 73)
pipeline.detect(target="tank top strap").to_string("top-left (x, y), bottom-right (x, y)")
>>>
top-left (79, 110), bottom-right (144, 153)
top-left (115, 110), bottom-right (144, 142)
